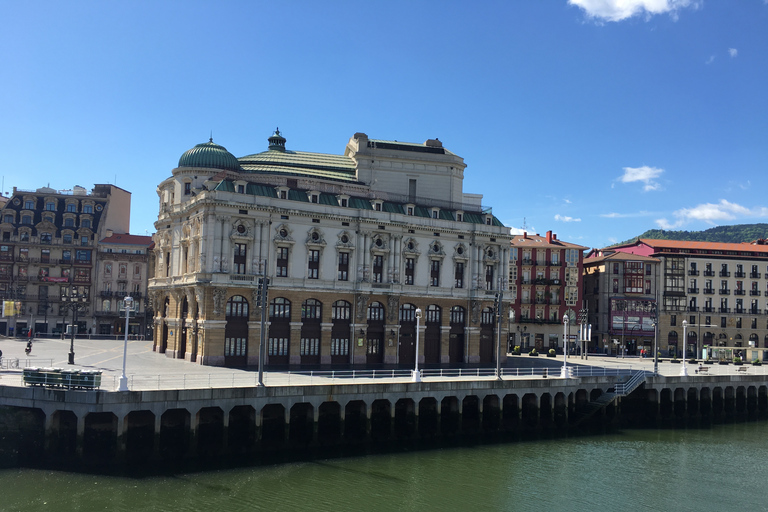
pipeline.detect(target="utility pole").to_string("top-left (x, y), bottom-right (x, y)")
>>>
top-left (256, 272), bottom-right (270, 387)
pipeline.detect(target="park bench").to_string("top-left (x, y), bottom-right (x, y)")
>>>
top-left (736, 366), bottom-right (748, 373)
top-left (695, 366), bottom-right (709, 374)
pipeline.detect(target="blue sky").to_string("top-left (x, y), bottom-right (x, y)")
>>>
top-left (1, 0), bottom-right (766, 250)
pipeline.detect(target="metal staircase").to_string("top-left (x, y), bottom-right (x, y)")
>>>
top-left (571, 370), bottom-right (649, 427)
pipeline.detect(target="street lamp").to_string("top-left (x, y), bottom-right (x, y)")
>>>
top-left (680, 320), bottom-right (689, 377)
top-left (412, 308), bottom-right (422, 382)
top-left (508, 308), bottom-right (515, 354)
top-left (117, 296), bottom-right (133, 391)
top-left (62, 288), bottom-right (89, 365)
top-left (561, 313), bottom-right (570, 378)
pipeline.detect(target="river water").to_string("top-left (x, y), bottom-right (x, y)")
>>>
top-left (1, 422), bottom-right (765, 512)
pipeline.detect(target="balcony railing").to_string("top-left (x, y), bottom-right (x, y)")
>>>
top-left (688, 306), bottom-right (699, 312)
top-left (735, 272), bottom-right (746, 278)
top-left (703, 270), bottom-right (715, 277)
top-left (688, 288), bottom-right (699, 293)
top-left (688, 270), bottom-right (699, 276)
top-left (703, 288), bottom-right (714, 294)
top-left (703, 307), bottom-right (715, 313)
top-left (734, 290), bottom-right (745, 296)
top-left (719, 307), bottom-right (730, 313)
top-left (750, 290), bottom-right (761, 296)
top-left (719, 289), bottom-right (730, 295)
top-left (720, 271), bottom-right (730, 277)
top-left (735, 308), bottom-right (745, 314)
top-left (750, 272), bottom-right (761, 279)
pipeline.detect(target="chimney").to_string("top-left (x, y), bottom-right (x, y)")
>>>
top-left (523, 232), bottom-right (527, 239)
top-left (546, 231), bottom-right (552, 243)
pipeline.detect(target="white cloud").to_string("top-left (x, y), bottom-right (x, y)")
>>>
top-left (729, 48), bottom-right (738, 58)
top-left (655, 200), bottom-right (768, 229)
top-left (619, 165), bottom-right (664, 191)
top-left (555, 214), bottom-right (582, 222)
top-left (568, 0), bottom-right (699, 22)
top-left (705, 54), bottom-right (716, 65)
top-left (510, 226), bottom-right (537, 236)
top-left (600, 210), bottom-right (653, 218)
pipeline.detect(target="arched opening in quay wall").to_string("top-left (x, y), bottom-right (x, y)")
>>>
top-left (8, 378), bottom-right (768, 468)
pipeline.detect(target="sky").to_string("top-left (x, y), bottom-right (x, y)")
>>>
top-left (1, 0), bottom-right (766, 250)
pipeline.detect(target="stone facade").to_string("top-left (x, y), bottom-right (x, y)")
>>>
top-left (149, 131), bottom-right (513, 368)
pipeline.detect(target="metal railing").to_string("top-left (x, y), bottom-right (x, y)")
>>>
top-left (0, 358), bottom-right (53, 369)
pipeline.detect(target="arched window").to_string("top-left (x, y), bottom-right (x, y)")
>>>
top-left (450, 306), bottom-right (465, 325)
top-left (368, 302), bottom-right (385, 321)
top-left (269, 297), bottom-right (291, 319)
top-left (301, 298), bottom-right (322, 320)
top-left (226, 295), bottom-right (248, 317)
top-left (481, 307), bottom-right (495, 325)
top-left (399, 303), bottom-right (416, 322)
top-left (426, 304), bottom-right (441, 323)
top-left (332, 300), bottom-right (351, 320)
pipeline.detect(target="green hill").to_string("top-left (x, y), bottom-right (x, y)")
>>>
top-left (621, 224), bottom-right (768, 245)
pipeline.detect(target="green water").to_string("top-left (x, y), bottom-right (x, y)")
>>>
top-left (1, 423), bottom-right (766, 511)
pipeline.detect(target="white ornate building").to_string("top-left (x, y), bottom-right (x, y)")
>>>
top-left (149, 130), bottom-right (512, 368)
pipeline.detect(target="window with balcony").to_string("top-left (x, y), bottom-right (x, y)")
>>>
top-left (337, 252), bottom-right (349, 281)
top-left (404, 258), bottom-right (414, 285)
top-left (485, 265), bottom-right (495, 290)
top-left (430, 260), bottom-right (440, 287)
top-left (276, 247), bottom-right (289, 277)
top-left (307, 249), bottom-right (319, 279)
top-left (373, 255), bottom-right (384, 283)
top-left (455, 262), bottom-right (464, 288)
top-left (234, 243), bottom-right (247, 274)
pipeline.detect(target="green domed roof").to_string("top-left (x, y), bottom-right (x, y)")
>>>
top-left (178, 138), bottom-right (241, 172)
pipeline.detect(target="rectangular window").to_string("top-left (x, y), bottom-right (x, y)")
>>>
top-left (455, 262), bottom-right (464, 288)
top-left (276, 247), bottom-right (289, 277)
top-left (308, 249), bottom-right (319, 279)
top-left (234, 243), bottom-right (247, 274)
top-left (300, 338), bottom-right (320, 356)
top-left (337, 252), bottom-right (349, 281)
top-left (373, 255), bottom-right (384, 283)
top-left (485, 265), bottom-right (494, 290)
top-left (225, 337), bottom-right (246, 357)
top-left (40, 232), bottom-right (52, 244)
top-left (430, 260), bottom-right (440, 287)
top-left (268, 337), bottom-right (288, 356)
top-left (41, 249), bottom-right (50, 263)
top-left (405, 257), bottom-right (414, 285)
top-left (331, 338), bottom-right (349, 356)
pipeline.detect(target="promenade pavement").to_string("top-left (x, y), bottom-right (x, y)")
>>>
top-left (1, 335), bottom-right (764, 391)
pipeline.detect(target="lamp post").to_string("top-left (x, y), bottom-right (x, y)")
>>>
top-left (495, 285), bottom-right (504, 381)
top-left (680, 320), bottom-right (689, 376)
top-left (508, 308), bottom-right (515, 353)
top-left (117, 296), bottom-right (133, 391)
top-left (412, 308), bottom-right (422, 382)
top-left (561, 313), bottom-right (570, 378)
top-left (62, 288), bottom-right (89, 365)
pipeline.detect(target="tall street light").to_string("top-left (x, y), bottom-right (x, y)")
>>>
top-left (495, 284), bottom-right (504, 381)
top-left (62, 288), bottom-right (89, 365)
top-left (117, 296), bottom-right (133, 392)
top-left (561, 313), bottom-right (570, 378)
top-left (680, 320), bottom-right (689, 377)
top-left (412, 308), bottom-right (422, 382)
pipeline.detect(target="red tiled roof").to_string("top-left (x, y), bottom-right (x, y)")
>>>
top-left (637, 239), bottom-right (768, 254)
top-left (584, 252), bottom-right (660, 265)
top-left (510, 233), bottom-right (588, 250)
top-left (99, 233), bottom-right (153, 246)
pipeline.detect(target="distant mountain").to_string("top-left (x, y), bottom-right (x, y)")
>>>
top-left (619, 224), bottom-right (768, 245)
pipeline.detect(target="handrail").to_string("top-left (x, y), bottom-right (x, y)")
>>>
top-left (613, 370), bottom-right (649, 396)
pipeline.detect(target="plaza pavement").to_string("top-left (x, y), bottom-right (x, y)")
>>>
top-left (0, 335), bottom-right (765, 391)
